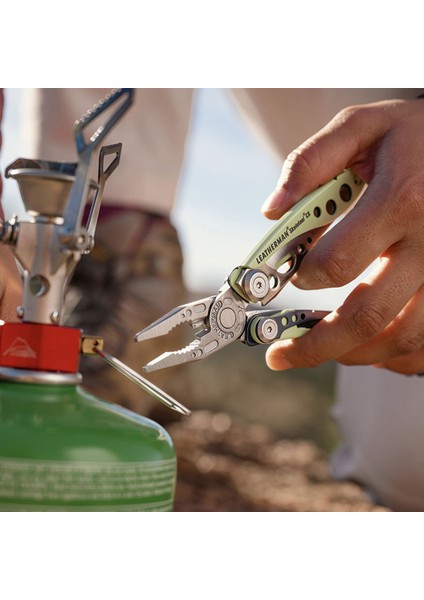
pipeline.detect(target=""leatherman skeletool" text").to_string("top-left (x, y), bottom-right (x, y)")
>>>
top-left (256, 211), bottom-right (310, 265)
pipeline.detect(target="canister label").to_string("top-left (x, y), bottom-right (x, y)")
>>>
top-left (0, 457), bottom-right (176, 511)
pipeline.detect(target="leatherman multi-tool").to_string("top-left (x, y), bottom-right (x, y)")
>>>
top-left (135, 170), bottom-right (366, 371)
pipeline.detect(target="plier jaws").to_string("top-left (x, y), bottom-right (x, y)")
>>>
top-left (135, 284), bottom-right (247, 372)
top-left (134, 295), bottom-right (215, 343)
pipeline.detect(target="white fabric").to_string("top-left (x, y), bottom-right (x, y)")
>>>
top-left (29, 88), bottom-right (194, 216)
top-left (230, 88), bottom-right (422, 157)
top-left (332, 366), bottom-right (424, 511)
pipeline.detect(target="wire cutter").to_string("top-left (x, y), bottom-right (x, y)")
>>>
top-left (135, 170), bottom-right (366, 372)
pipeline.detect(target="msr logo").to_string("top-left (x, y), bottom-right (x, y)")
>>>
top-left (3, 337), bottom-right (37, 359)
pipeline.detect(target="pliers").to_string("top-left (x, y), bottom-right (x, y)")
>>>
top-left (135, 170), bottom-right (366, 372)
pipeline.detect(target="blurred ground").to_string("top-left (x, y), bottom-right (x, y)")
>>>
top-left (151, 341), bottom-right (389, 512)
top-left (169, 411), bottom-right (387, 512)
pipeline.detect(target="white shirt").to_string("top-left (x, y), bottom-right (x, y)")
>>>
top-left (28, 88), bottom-right (194, 216)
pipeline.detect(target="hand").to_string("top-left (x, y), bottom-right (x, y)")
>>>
top-left (0, 240), bottom-right (22, 323)
top-left (0, 90), bottom-right (22, 322)
top-left (262, 98), bottom-right (424, 375)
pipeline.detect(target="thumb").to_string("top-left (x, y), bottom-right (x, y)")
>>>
top-left (261, 103), bottom-right (389, 219)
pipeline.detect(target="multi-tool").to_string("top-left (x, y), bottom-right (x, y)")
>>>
top-left (135, 170), bottom-right (366, 372)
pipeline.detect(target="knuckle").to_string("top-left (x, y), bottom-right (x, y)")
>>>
top-left (290, 345), bottom-right (324, 369)
top-left (311, 251), bottom-right (351, 288)
top-left (284, 142), bottom-right (321, 181)
top-left (345, 303), bottom-right (388, 342)
top-left (393, 331), bottom-right (424, 356)
top-left (335, 104), bottom-right (371, 128)
top-left (397, 175), bottom-right (424, 222)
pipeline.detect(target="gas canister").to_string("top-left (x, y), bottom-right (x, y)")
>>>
top-left (0, 374), bottom-right (176, 511)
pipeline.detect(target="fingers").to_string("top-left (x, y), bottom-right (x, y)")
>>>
top-left (339, 283), bottom-right (424, 367)
top-left (0, 245), bottom-right (22, 322)
top-left (266, 102), bottom-right (424, 292)
top-left (262, 101), bottom-right (393, 219)
top-left (265, 245), bottom-right (424, 370)
top-left (289, 173), bottom-right (399, 290)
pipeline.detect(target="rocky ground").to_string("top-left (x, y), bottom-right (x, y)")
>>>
top-left (168, 410), bottom-right (389, 512)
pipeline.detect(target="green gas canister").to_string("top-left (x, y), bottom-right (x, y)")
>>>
top-left (0, 89), bottom-right (187, 511)
top-left (0, 372), bottom-right (177, 512)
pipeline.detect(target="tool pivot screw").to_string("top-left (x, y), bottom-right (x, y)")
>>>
top-left (243, 270), bottom-right (269, 300)
top-left (257, 319), bottom-right (278, 342)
